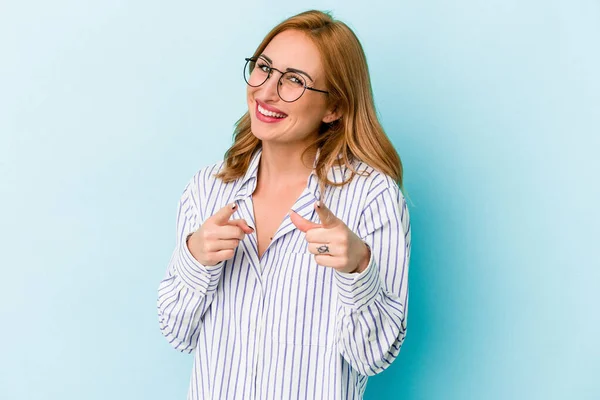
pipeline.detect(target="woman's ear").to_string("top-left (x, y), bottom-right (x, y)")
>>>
top-left (322, 104), bottom-right (342, 124)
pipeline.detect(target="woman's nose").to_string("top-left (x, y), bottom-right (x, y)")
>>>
top-left (260, 73), bottom-right (280, 99)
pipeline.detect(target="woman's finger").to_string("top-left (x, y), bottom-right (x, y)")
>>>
top-left (214, 225), bottom-right (246, 240)
top-left (207, 239), bottom-right (241, 252)
top-left (228, 219), bottom-right (254, 234)
top-left (308, 242), bottom-right (336, 256)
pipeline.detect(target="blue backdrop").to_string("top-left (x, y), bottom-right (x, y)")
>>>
top-left (1, 0), bottom-right (598, 399)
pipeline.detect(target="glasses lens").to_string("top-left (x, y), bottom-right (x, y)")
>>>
top-left (278, 72), bottom-right (306, 102)
top-left (244, 58), bottom-right (269, 87)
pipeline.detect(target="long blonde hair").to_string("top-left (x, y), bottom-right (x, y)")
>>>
top-left (215, 9), bottom-right (406, 199)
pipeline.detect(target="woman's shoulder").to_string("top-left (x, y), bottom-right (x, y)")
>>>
top-left (197, 159), bottom-right (227, 182)
top-left (345, 158), bottom-right (403, 203)
top-left (183, 159), bottom-right (228, 195)
top-left (347, 159), bottom-right (410, 230)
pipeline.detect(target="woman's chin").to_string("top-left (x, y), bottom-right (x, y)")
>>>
top-left (250, 128), bottom-right (276, 141)
top-left (250, 119), bottom-right (280, 140)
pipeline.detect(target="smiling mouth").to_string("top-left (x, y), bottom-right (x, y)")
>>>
top-left (257, 103), bottom-right (287, 118)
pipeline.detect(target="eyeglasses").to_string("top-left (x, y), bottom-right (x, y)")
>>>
top-left (243, 57), bottom-right (329, 103)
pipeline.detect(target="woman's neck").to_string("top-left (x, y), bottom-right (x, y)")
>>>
top-left (257, 142), bottom-right (318, 190)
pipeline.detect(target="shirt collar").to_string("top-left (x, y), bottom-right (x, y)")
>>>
top-left (232, 146), bottom-right (326, 202)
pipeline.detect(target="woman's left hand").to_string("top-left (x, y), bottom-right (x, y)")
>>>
top-left (289, 200), bottom-right (371, 274)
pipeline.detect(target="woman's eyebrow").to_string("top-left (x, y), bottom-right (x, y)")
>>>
top-left (286, 67), bottom-right (314, 82)
top-left (259, 54), bottom-right (315, 82)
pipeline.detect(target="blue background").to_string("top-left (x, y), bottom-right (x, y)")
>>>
top-left (1, 0), bottom-right (598, 399)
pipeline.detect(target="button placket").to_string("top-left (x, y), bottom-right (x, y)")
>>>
top-left (251, 272), bottom-right (267, 399)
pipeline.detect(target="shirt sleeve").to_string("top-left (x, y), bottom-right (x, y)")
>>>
top-left (333, 182), bottom-right (411, 376)
top-left (157, 172), bottom-right (226, 353)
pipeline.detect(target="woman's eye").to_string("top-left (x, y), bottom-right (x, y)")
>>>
top-left (257, 63), bottom-right (270, 73)
top-left (287, 74), bottom-right (303, 85)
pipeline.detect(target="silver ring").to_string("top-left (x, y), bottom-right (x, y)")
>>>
top-left (317, 244), bottom-right (330, 254)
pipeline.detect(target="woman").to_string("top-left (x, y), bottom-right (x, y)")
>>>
top-left (157, 9), bottom-right (411, 400)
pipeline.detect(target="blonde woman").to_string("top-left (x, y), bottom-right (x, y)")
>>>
top-left (157, 9), bottom-right (411, 400)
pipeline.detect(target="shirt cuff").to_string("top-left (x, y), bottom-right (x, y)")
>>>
top-left (334, 245), bottom-right (382, 311)
top-left (174, 235), bottom-right (225, 294)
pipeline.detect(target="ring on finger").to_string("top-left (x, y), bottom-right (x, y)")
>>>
top-left (316, 244), bottom-right (331, 255)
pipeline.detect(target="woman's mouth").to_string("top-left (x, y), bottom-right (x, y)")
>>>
top-left (255, 102), bottom-right (288, 123)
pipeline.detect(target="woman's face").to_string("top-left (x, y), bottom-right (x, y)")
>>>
top-left (246, 29), bottom-right (337, 144)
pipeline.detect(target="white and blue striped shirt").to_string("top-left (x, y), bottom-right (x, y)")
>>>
top-left (157, 146), bottom-right (411, 400)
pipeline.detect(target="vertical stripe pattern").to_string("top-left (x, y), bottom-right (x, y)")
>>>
top-left (157, 147), bottom-right (412, 400)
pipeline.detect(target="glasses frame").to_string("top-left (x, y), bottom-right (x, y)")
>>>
top-left (243, 57), bottom-right (329, 103)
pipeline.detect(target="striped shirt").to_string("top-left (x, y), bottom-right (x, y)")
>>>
top-left (157, 146), bottom-right (411, 400)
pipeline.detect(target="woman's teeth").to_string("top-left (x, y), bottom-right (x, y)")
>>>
top-left (258, 104), bottom-right (287, 118)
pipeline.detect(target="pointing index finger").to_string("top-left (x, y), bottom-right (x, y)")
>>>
top-left (315, 200), bottom-right (339, 228)
top-left (212, 202), bottom-right (238, 226)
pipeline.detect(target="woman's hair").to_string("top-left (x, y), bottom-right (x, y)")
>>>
top-left (214, 9), bottom-right (406, 198)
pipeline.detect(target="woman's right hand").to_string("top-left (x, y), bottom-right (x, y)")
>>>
top-left (186, 203), bottom-right (254, 266)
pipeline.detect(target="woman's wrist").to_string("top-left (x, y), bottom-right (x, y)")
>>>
top-left (348, 242), bottom-right (371, 274)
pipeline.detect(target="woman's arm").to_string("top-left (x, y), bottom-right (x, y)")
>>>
top-left (157, 173), bottom-right (225, 353)
top-left (334, 183), bottom-right (411, 376)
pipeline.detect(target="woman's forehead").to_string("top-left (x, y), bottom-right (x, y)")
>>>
top-left (261, 31), bottom-right (323, 75)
